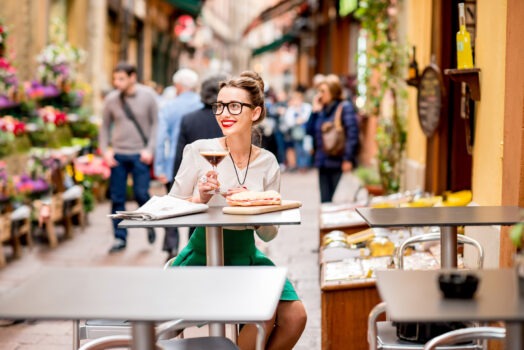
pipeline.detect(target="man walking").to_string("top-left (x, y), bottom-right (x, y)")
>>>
top-left (99, 62), bottom-right (158, 253)
top-left (154, 68), bottom-right (201, 260)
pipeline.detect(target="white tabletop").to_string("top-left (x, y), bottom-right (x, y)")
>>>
top-left (375, 269), bottom-right (524, 322)
top-left (0, 266), bottom-right (287, 323)
top-left (118, 207), bottom-right (301, 228)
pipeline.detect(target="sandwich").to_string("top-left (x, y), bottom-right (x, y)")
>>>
top-left (226, 190), bottom-right (282, 206)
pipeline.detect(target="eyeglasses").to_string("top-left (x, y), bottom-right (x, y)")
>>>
top-left (212, 101), bottom-right (256, 115)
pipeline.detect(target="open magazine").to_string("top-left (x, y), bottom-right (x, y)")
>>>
top-left (108, 195), bottom-right (208, 220)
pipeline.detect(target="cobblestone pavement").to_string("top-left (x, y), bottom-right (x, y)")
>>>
top-left (0, 170), bottom-right (321, 349)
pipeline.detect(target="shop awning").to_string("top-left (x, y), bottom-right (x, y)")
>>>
top-left (252, 33), bottom-right (297, 57)
top-left (164, 0), bottom-right (203, 17)
top-left (243, 0), bottom-right (308, 37)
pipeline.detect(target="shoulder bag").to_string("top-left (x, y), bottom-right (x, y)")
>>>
top-left (321, 102), bottom-right (345, 156)
top-left (120, 93), bottom-right (156, 178)
top-left (120, 93), bottom-right (148, 147)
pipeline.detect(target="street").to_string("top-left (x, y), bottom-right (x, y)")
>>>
top-left (0, 170), bottom-right (321, 350)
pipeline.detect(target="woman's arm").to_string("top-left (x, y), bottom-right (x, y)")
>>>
top-left (168, 143), bottom-right (199, 200)
top-left (341, 101), bottom-right (360, 167)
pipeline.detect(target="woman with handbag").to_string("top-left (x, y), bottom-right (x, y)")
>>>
top-left (306, 74), bottom-right (360, 202)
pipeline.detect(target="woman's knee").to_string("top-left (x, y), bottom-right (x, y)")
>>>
top-left (277, 301), bottom-right (307, 332)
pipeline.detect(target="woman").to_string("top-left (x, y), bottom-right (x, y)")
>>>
top-left (306, 74), bottom-right (360, 203)
top-left (168, 71), bottom-right (307, 350)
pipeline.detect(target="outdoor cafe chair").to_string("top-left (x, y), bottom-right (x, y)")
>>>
top-left (78, 334), bottom-right (240, 350)
top-left (423, 327), bottom-right (506, 350)
top-left (368, 233), bottom-right (485, 350)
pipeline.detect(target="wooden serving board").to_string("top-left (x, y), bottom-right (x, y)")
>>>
top-left (222, 200), bottom-right (302, 215)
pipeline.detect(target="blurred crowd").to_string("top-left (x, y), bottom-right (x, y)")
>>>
top-left (148, 72), bottom-right (360, 175)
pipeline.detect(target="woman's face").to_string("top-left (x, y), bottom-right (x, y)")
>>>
top-left (317, 83), bottom-right (333, 105)
top-left (215, 87), bottom-right (261, 137)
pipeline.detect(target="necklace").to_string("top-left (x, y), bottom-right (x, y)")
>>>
top-left (225, 138), bottom-right (252, 186)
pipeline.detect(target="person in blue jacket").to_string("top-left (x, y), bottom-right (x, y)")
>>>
top-left (306, 74), bottom-right (360, 202)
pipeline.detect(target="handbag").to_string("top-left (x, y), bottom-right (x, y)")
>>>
top-left (120, 93), bottom-right (155, 178)
top-left (321, 102), bottom-right (345, 156)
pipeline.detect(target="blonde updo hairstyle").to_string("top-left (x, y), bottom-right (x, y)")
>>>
top-left (321, 74), bottom-right (343, 101)
top-left (219, 71), bottom-right (266, 126)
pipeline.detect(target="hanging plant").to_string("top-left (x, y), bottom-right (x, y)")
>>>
top-left (355, 0), bottom-right (408, 193)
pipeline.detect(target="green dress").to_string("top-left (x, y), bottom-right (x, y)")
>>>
top-left (170, 227), bottom-right (299, 301)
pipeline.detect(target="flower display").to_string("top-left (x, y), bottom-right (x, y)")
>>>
top-left (74, 154), bottom-right (111, 181)
top-left (0, 21), bottom-right (8, 47)
top-left (13, 174), bottom-right (50, 194)
top-left (24, 80), bottom-right (60, 100)
top-left (0, 116), bottom-right (26, 136)
top-left (36, 42), bottom-right (85, 85)
top-left (0, 57), bottom-right (17, 94)
top-left (39, 106), bottom-right (67, 126)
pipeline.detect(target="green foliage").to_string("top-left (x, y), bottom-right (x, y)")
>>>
top-left (354, 166), bottom-right (381, 185)
top-left (354, 0), bottom-right (408, 194)
top-left (81, 180), bottom-right (95, 213)
top-left (511, 223), bottom-right (523, 249)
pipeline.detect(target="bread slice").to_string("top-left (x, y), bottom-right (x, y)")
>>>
top-left (226, 190), bottom-right (282, 206)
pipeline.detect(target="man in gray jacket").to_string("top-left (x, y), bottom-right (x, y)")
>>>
top-left (99, 62), bottom-right (158, 253)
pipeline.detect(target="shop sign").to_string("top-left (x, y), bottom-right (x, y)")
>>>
top-left (417, 64), bottom-right (445, 137)
top-left (174, 15), bottom-right (196, 43)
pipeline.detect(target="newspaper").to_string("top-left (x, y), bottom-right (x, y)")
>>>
top-left (108, 195), bottom-right (208, 220)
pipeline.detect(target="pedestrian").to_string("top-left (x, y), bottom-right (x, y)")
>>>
top-left (99, 62), bottom-right (158, 253)
top-left (283, 89), bottom-right (312, 172)
top-left (306, 74), bottom-right (360, 202)
top-left (154, 68), bottom-right (202, 260)
top-left (168, 71), bottom-right (307, 349)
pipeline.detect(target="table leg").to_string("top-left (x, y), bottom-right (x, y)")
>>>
top-left (206, 226), bottom-right (224, 266)
top-left (73, 320), bottom-right (80, 349)
top-left (440, 226), bottom-right (457, 268)
top-left (506, 322), bottom-right (524, 350)
top-left (131, 321), bottom-right (156, 350)
top-left (255, 322), bottom-right (266, 350)
top-left (206, 226), bottom-right (226, 337)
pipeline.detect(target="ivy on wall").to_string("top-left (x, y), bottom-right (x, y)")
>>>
top-left (355, 0), bottom-right (408, 193)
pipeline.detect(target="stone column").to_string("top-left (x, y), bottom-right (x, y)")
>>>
top-left (86, 0), bottom-right (108, 117)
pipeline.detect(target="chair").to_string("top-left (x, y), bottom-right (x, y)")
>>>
top-left (62, 185), bottom-right (86, 237)
top-left (424, 327), bottom-right (505, 350)
top-left (10, 205), bottom-right (33, 259)
top-left (78, 335), bottom-right (240, 350)
top-left (396, 233), bottom-right (484, 270)
top-left (33, 193), bottom-right (64, 248)
top-left (0, 213), bottom-right (12, 267)
top-left (368, 233), bottom-right (485, 350)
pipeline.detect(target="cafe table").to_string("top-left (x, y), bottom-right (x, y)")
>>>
top-left (356, 206), bottom-right (522, 268)
top-left (0, 266), bottom-right (287, 350)
top-left (375, 269), bottom-right (524, 349)
top-left (119, 206), bottom-right (301, 336)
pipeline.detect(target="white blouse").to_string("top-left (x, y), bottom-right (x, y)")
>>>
top-left (168, 138), bottom-right (281, 241)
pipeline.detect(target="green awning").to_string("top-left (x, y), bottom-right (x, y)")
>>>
top-left (252, 34), bottom-right (296, 57)
top-left (164, 0), bottom-right (203, 17)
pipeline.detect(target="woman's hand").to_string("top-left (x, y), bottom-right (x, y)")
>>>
top-left (197, 171), bottom-right (220, 203)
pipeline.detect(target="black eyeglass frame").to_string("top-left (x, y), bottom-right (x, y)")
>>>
top-left (212, 101), bottom-right (256, 115)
